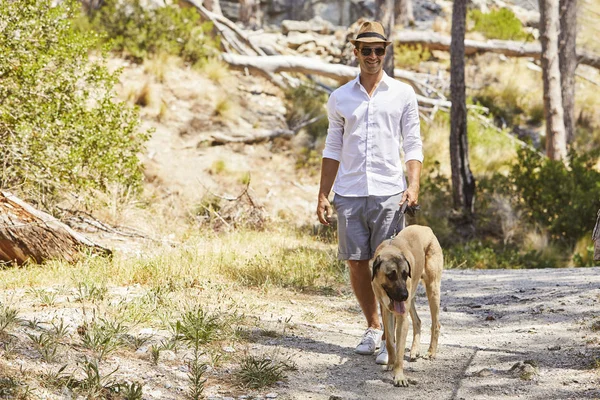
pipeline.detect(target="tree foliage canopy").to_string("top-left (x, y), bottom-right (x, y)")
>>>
top-left (0, 0), bottom-right (147, 203)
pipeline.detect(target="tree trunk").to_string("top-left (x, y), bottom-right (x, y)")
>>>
top-left (0, 191), bottom-right (111, 265)
top-left (395, 0), bottom-right (415, 27)
top-left (376, 0), bottom-right (395, 78)
top-left (594, 209), bottom-right (600, 261)
top-left (539, 0), bottom-right (567, 160)
top-left (203, 0), bottom-right (222, 15)
top-left (239, 0), bottom-right (261, 28)
top-left (450, 0), bottom-right (476, 217)
top-left (559, 0), bottom-right (577, 144)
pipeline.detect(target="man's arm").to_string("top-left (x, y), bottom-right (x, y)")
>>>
top-left (401, 160), bottom-right (422, 207)
top-left (317, 157), bottom-right (340, 225)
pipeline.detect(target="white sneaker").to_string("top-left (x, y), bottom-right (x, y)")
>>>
top-left (375, 341), bottom-right (389, 365)
top-left (355, 328), bottom-right (383, 355)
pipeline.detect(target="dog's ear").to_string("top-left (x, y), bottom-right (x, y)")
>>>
top-left (371, 256), bottom-right (382, 281)
top-left (405, 257), bottom-right (412, 278)
top-left (395, 255), bottom-right (411, 279)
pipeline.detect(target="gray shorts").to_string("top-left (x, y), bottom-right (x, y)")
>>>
top-left (332, 193), bottom-right (405, 261)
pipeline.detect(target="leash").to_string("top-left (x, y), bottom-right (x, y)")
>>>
top-left (390, 200), bottom-right (421, 239)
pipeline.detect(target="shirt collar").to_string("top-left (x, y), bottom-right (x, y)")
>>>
top-left (352, 71), bottom-right (392, 90)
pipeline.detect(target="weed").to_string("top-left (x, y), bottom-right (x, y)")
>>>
top-left (128, 334), bottom-right (153, 350)
top-left (236, 355), bottom-right (287, 389)
top-left (27, 288), bottom-right (58, 306)
top-left (186, 354), bottom-right (208, 400)
top-left (0, 304), bottom-right (20, 333)
top-left (209, 160), bottom-right (227, 175)
top-left (78, 357), bottom-right (119, 398)
top-left (80, 318), bottom-right (128, 361)
top-left (40, 364), bottom-right (74, 389)
top-left (27, 331), bottom-right (59, 363)
top-left (172, 307), bottom-right (222, 348)
top-left (284, 83), bottom-right (328, 141)
top-left (49, 319), bottom-right (70, 340)
top-left (114, 381), bottom-right (144, 400)
top-left (213, 96), bottom-right (236, 120)
top-left (150, 344), bottom-right (161, 365)
top-left (23, 317), bottom-right (43, 330)
top-left (1, 336), bottom-right (17, 358)
top-left (196, 57), bottom-right (231, 84)
top-left (75, 281), bottom-right (108, 303)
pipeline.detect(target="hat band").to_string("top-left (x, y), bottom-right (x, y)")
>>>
top-left (356, 32), bottom-right (388, 41)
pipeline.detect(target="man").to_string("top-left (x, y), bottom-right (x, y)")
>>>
top-left (316, 20), bottom-right (423, 365)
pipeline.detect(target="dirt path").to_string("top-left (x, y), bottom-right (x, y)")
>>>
top-left (251, 268), bottom-right (600, 400)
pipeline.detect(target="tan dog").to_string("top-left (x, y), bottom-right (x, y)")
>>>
top-left (370, 225), bottom-right (443, 387)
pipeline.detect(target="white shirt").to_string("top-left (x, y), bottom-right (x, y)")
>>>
top-left (323, 72), bottom-right (423, 197)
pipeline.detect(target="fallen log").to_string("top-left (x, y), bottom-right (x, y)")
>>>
top-left (0, 191), bottom-right (111, 265)
top-left (221, 53), bottom-right (445, 96)
top-left (395, 30), bottom-right (600, 70)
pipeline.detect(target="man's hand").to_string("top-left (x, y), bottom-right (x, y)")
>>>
top-left (317, 195), bottom-right (333, 225)
top-left (401, 185), bottom-right (419, 207)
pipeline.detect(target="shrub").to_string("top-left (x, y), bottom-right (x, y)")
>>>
top-left (468, 8), bottom-right (530, 41)
top-left (284, 84), bottom-right (328, 141)
top-left (87, 0), bottom-right (219, 64)
top-left (511, 147), bottom-right (600, 244)
top-left (394, 44), bottom-right (432, 68)
top-left (0, 0), bottom-right (148, 204)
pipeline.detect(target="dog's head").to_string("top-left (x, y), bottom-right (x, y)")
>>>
top-left (371, 251), bottom-right (412, 315)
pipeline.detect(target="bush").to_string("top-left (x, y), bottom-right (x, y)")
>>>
top-left (394, 44), bottom-right (432, 69)
top-left (0, 0), bottom-right (147, 204)
top-left (87, 0), bottom-right (219, 64)
top-left (284, 84), bottom-right (328, 141)
top-left (511, 147), bottom-right (600, 244)
top-left (468, 8), bottom-right (530, 41)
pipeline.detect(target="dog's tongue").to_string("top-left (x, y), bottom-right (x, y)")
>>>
top-left (393, 300), bottom-right (406, 314)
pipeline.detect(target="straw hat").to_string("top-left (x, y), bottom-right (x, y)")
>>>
top-left (350, 21), bottom-right (391, 47)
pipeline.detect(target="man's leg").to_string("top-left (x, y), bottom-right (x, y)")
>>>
top-left (348, 259), bottom-right (380, 329)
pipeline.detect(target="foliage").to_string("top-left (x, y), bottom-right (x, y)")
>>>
top-left (87, 0), bottom-right (219, 64)
top-left (284, 84), bottom-right (328, 141)
top-left (0, 0), bottom-right (147, 204)
top-left (445, 240), bottom-right (562, 269)
top-left (236, 355), bottom-right (288, 389)
top-left (468, 8), bottom-right (530, 41)
top-left (394, 44), bottom-right (432, 68)
top-left (511, 147), bottom-right (600, 244)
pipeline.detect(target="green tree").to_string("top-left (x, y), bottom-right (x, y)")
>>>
top-left (0, 0), bottom-right (148, 204)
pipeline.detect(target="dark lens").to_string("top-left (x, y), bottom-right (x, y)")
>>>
top-left (360, 47), bottom-right (385, 56)
top-left (360, 48), bottom-right (372, 56)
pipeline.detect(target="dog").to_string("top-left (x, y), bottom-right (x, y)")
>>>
top-left (370, 224), bottom-right (443, 387)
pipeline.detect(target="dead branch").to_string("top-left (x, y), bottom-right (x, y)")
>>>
top-left (395, 30), bottom-right (600, 70)
top-left (0, 191), bottom-right (111, 265)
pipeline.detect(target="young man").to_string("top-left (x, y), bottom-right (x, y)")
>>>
top-left (316, 20), bottom-right (423, 365)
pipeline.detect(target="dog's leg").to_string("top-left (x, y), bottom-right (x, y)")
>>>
top-left (382, 306), bottom-right (396, 369)
top-left (409, 296), bottom-right (421, 361)
top-left (393, 315), bottom-right (410, 387)
top-left (424, 278), bottom-right (441, 359)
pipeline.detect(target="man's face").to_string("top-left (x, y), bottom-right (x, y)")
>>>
top-left (354, 43), bottom-right (386, 75)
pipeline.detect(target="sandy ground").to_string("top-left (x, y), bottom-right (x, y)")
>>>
top-left (238, 267), bottom-right (600, 400)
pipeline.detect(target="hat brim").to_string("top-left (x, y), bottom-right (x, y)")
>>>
top-left (350, 38), bottom-right (392, 46)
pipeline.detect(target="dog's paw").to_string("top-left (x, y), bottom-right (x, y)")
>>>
top-left (424, 351), bottom-right (437, 360)
top-left (384, 364), bottom-right (394, 372)
top-left (393, 374), bottom-right (409, 387)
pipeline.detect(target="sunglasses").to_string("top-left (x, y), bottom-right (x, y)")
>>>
top-left (360, 47), bottom-right (386, 57)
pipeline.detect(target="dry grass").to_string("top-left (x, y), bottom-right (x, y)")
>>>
top-left (196, 58), bottom-right (232, 85)
top-left (143, 52), bottom-right (181, 83)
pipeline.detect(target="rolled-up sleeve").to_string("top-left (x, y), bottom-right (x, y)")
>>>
top-left (401, 88), bottom-right (423, 163)
top-left (322, 93), bottom-right (344, 161)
